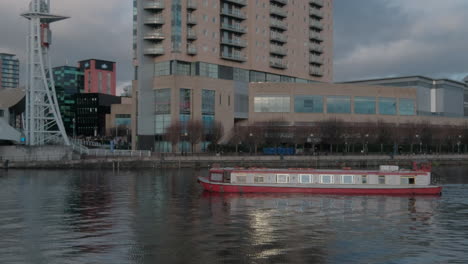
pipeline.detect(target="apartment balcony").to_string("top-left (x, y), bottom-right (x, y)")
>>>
top-left (187, 29), bottom-right (197, 40)
top-left (223, 0), bottom-right (247, 6)
top-left (270, 32), bottom-right (288, 43)
top-left (309, 31), bottom-right (323, 42)
top-left (309, 67), bottom-right (324, 77)
top-left (309, 43), bottom-right (323, 53)
top-left (270, 45), bottom-right (287, 56)
top-left (144, 15), bottom-right (165, 25)
top-left (270, 58), bottom-right (288, 69)
top-left (270, 19), bottom-right (288, 31)
top-left (309, 0), bottom-right (324, 8)
top-left (309, 55), bottom-right (324, 65)
top-left (221, 23), bottom-right (247, 33)
top-left (187, 44), bottom-right (197, 55)
top-left (270, 6), bottom-right (287, 18)
top-left (309, 8), bottom-right (324, 19)
top-left (187, 0), bottom-right (197, 10)
top-left (144, 31), bottom-right (165, 40)
top-left (187, 14), bottom-right (197, 24)
top-left (309, 20), bottom-right (323, 31)
top-left (221, 37), bottom-right (247, 48)
top-left (143, 1), bottom-right (165, 10)
top-left (221, 8), bottom-right (247, 20)
top-left (144, 46), bottom-right (165, 56)
top-left (271, 0), bottom-right (288, 5)
top-left (221, 51), bottom-right (246, 62)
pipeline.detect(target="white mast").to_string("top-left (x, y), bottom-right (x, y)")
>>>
top-left (21, 0), bottom-right (70, 146)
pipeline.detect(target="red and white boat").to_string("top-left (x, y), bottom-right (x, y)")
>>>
top-left (198, 163), bottom-right (442, 195)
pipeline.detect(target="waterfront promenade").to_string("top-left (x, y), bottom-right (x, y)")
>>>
top-left (1, 153), bottom-right (468, 170)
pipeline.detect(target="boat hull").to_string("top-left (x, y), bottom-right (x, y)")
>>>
top-left (198, 178), bottom-right (442, 195)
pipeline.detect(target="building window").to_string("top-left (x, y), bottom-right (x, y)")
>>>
top-left (180, 88), bottom-right (191, 114)
top-left (202, 90), bottom-right (215, 115)
top-left (155, 61), bottom-right (171, 76)
top-left (379, 98), bottom-right (397, 115)
top-left (378, 175), bottom-right (386, 184)
top-left (0, 109), bottom-right (4, 117)
top-left (199, 62), bottom-right (218, 78)
top-left (399, 98), bottom-right (415, 116)
top-left (354, 97), bottom-right (376, 115)
top-left (277, 174), bottom-right (290, 183)
top-left (362, 175), bottom-right (367, 184)
top-left (300, 174), bottom-right (311, 183)
top-left (320, 175), bottom-right (333, 184)
top-left (155, 89), bottom-right (171, 114)
top-left (174, 61), bottom-right (191, 75)
top-left (400, 177), bottom-right (415, 185)
top-left (171, 0), bottom-right (182, 51)
top-left (155, 114), bottom-right (171, 135)
top-left (327, 96), bottom-right (351, 114)
top-left (254, 96), bottom-right (290, 113)
top-left (237, 176), bottom-right (247, 183)
top-left (295, 95), bottom-right (323, 113)
top-left (250, 71), bottom-right (266, 82)
top-left (254, 176), bottom-right (265, 183)
top-left (341, 175), bottom-right (354, 184)
top-left (106, 73), bottom-right (111, 94)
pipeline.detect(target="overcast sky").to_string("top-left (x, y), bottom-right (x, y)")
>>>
top-left (1, 0), bottom-right (467, 93)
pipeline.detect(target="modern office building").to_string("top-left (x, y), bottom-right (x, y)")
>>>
top-left (344, 76), bottom-right (467, 118)
top-left (53, 66), bottom-right (84, 135)
top-left (0, 53), bottom-right (20, 89)
top-left (75, 93), bottom-right (122, 137)
top-left (79, 59), bottom-right (117, 96)
top-left (0, 88), bottom-right (25, 144)
top-left (134, 0), bottom-right (334, 150)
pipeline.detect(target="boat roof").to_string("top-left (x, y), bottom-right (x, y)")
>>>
top-left (210, 167), bottom-right (429, 176)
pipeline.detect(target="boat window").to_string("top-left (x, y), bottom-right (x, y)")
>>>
top-left (237, 176), bottom-right (247, 183)
top-left (254, 176), bottom-right (264, 183)
top-left (211, 173), bottom-right (223, 182)
top-left (277, 174), bottom-right (290, 183)
top-left (362, 175), bottom-right (367, 184)
top-left (300, 174), bottom-right (311, 183)
top-left (401, 177), bottom-right (415, 185)
top-left (342, 175), bottom-right (354, 184)
top-left (320, 175), bottom-right (333, 184)
top-left (378, 175), bottom-right (386, 184)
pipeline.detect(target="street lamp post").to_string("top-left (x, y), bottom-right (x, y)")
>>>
top-left (365, 134), bottom-right (369, 154)
top-left (458, 135), bottom-right (462, 154)
top-left (249, 133), bottom-right (253, 155)
top-left (184, 132), bottom-right (188, 155)
top-left (415, 134), bottom-right (419, 154)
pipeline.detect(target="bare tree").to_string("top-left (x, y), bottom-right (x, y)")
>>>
top-left (319, 118), bottom-right (345, 153)
top-left (206, 121), bottom-right (224, 153)
top-left (186, 120), bottom-right (204, 153)
top-left (165, 121), bottom-right (182, 153)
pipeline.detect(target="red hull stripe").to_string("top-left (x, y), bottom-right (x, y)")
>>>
top-left (200, 182), bottom-right (442, 195)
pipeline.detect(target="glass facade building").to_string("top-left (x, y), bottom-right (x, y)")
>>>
top-left (53, 66), bottom-right (84, 135)
top-left (254, 96), bottom-right (290, 113)
top-left (0, 53), bottom-right (20, 89)
top-left (354, 97), bottom-right (376, 115)
top-left (327, 96), bottom-right (351, 114)
top-left (294, 95), bottom-right (323, 113)
top-left (378, 97), bottom-right (397, 115)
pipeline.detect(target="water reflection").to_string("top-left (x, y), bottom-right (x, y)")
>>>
top-left (0, 167), bottom-right (467, 263)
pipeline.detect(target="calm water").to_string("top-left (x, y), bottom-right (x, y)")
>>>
top-left (0, 166), bottom-right (467, 264)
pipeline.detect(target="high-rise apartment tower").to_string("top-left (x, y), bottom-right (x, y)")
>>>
top-left (0, 53), bottom-right (20, 89)
top-left (134, 0), bottom-right (333, 150)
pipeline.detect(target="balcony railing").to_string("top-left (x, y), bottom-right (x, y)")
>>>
top-left (309, 20), bottom-right (323, 30)
top-left (270, 6), bottom-right (287, 18)
top-left (270, 32), bottom-right (288, 43)
top-left (187, 14), bottom-right (197, 24)
top-left (224, 0), bottom-right (247, 6)
top-left (309, 67), bottom-right (324, 77)
top-left (143, 1), bottom-right (165, 10)
top-left (221, 23), bottom-right (246, 33)
top-left (270, 45), bottom-right (287, 56)
top-left (309, 0), bottom-right (324, 7)
top-left (221, 37), bottom-right (247, 47)
top-left (309, 55), bottom-right (324, 65)
top-left (309, 31), bottom-right (323, 42)
top-left (187, 29), bottom-right (197, 39)
top-left (270, 19), bottom-right (288, 30)
top-left (187, 0), bottom-right (197, 9)
top-left (144, 46), bottom-right (165, 56)
top-left (271, 0), bottom-right (288, 5)
top-left (221, 51), bottom-right (246, 62)
top-left (144, 15), bottom-right (165, 25)
top-left (187, 44), bottom-right (197, 55)
top-left (309, 43), bottom-right (323, 53)
top-left (309, 8), bottom-right (324, 19)
top-left (270, 58), bottom-right (288, 69)
top-left (144, 31), bottom-right (165, 40)
top-left (221, 8), bottom-right (246, 20)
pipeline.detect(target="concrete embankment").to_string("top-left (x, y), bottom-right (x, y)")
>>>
top-left (1, 154), bottom-right (468, 170)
